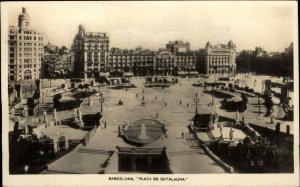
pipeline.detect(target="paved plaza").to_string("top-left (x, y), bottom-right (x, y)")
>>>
top-left (36, 75), bottom-right (294, 174)
top-left (8, 74), bottom-right (294, 174)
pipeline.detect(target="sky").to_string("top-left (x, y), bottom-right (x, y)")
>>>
top-left (5, 1), bottom-right (296, 52)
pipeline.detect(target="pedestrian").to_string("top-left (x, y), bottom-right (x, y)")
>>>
top-left (179, 100), bottom-right (182, 105)
top-left (104, 122), bottom-right (107, 128)
top-left (165, 102), bottom-right (167, 107)
top-left (187, 103), bottom-right (189, 107)
top-left (156, 113), bottom-right (158, 118)
top-left (182, 132), bottom-right (184, 139)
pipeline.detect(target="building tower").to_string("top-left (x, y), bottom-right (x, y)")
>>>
top-left (8, 7), bottom-right (44, 82)
top-left (18, 7), bottom-right (31, 30)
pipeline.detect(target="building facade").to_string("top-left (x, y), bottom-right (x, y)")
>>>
top-left (166, 40), bottom-right (190, 54)
top-left (204, 41), bottom-right (236, 75)
top-left (175, 52), bottom-right (198, 76)
top-left (154, 49), bottom-right (176, 76)
top-left (109, 47), bottom-right (156, 77)
top-left (72, 25), bottom-right (109, 79)
top-left (8, 7), bottom-right (44, 81)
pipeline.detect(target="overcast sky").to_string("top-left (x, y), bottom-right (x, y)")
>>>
top-left (5, 1), bottom-right (296, 52)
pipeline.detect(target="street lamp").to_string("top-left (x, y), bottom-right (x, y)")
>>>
top-left (100, 93), bottom-right (103, 113)
top-left (195, 93), bottom-right (198, 114)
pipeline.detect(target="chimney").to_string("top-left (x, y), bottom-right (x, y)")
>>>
top-left (22, 7), bottom-right (26, 13)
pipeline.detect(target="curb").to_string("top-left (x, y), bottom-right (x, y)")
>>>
top-left (201, 144), bottom-right (234, 173)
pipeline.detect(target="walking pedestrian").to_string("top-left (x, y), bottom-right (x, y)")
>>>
top-left (182, 132), bottom-right (184, 139)
top-left (179, 100), bottom-right (182, 105)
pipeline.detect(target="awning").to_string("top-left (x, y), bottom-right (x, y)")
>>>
top-left (178, 71), bottom-right (188, 75)
top-left (189, 71), bottom-right (199, 75)
top-left (100, 72), bottom-right (110, 76)
top-left (124, 72), bottom-right (134, 77)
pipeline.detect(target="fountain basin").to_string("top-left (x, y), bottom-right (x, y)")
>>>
top-left (122, 119), bottom-right (165, 146)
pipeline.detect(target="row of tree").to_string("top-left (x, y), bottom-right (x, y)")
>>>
top-left (236, 52), bottom-right (293, 78)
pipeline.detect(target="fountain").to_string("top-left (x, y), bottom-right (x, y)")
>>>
top-left (138, 123), bottom-right (149, 140)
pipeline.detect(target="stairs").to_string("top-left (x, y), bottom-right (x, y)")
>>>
top-left (185, 133), bottom-right (200, 147)
top-left (206, 131), bottom-right (216, 141)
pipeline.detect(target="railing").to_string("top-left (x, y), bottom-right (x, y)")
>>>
top-left (117, 146), bottom-right (166, 154)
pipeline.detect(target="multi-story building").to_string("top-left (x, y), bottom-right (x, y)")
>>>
top-left (166, 40), bottom-right (190, 54)
top-left (154, 48), bottom-right (176, 75)
top-left (72, 25), bottom-right (109, 79)
top-left (109, 47), bottom-right (156, 77)
top-left (8, 7), bottom-right (44, 81)
top-left (204, 41), bottom-right (236, 75)
top-left (175, 52), bottom-right (198, 76)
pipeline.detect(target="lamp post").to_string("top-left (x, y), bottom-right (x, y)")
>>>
top-left (100, 93), bottom-right (103, 113)
top-left (258, 95), bottom-right (261, 116)
top-left (98, 80), bottom-right (101, 94)
top-left (195, 93), bottom-right (198, 114)
top-left (49, 75), bottom-right (52, 88)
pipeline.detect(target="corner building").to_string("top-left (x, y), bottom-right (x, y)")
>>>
top-left (8, 7), bottom-right (44, 81)
top-left (72, 25), bottom-right (109, 79)
top-left (204, 41), bottom-right (236, 75)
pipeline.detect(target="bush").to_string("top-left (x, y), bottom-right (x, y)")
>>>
top-left (78, 84), bottom-right (84, 89)
top-left (241, 94), bottom-right (248, 104)
top-left (53, 94), bottom-right (62, 109)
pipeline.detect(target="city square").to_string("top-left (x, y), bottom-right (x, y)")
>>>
top-left (2, 2), bottom-right (298, 187)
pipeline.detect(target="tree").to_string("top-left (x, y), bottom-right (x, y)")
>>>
top-left (58, 46), bottom-right (68, 56)
top-left (33, 90), bottom-right (41, 101)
